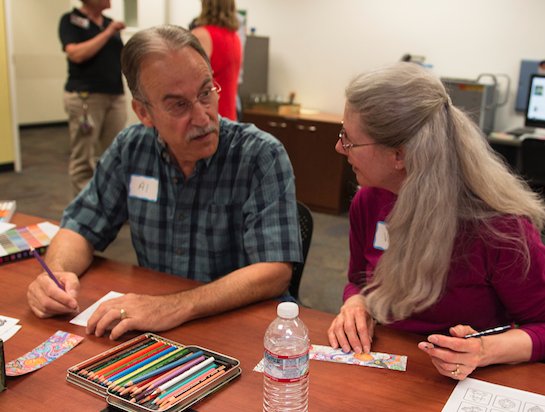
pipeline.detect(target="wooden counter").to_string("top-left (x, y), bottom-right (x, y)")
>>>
top-left (243, 109), bottom-right (356, 214)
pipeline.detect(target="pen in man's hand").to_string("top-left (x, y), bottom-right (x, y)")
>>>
top-left (464, 324), bottom-right (513, 339)
top-left (29, 247), bottom-right (64, 289)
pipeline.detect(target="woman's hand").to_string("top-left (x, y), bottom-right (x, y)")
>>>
top-left (327, 294), bottom-right (375, 354)
top-left (418, 324), bottom-right (484, 380)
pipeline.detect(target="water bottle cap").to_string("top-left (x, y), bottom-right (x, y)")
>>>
top-left (277, 302), bottom-right (299, 319)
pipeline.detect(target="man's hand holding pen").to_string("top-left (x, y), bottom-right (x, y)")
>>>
top-left (27, 270), bottom-right (80, 318)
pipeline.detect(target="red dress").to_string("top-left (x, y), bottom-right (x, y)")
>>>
top-left (204, 25), bottom-right (241, 120)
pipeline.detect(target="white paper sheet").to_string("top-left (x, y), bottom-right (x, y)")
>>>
top-left (0, 315), bottom-right (20, 341)
top-left (69, 291), bottom-right (124, 327)
top-left (0, 325), bottom-right (22, 341)
top-left (442, 377), bottom-right (545, 412)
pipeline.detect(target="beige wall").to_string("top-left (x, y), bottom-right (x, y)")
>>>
top-left (0, 0), bottom-right (15, 167)
top-left (12, 0), bottom-right (69, 124)
top-left (11, 0), bottom-right (545, 130)
top-left (175, 0), bottom-right (545, 131)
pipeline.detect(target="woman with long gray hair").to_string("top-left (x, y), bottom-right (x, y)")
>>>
top-left (328, 62), bottom-right (545, 380)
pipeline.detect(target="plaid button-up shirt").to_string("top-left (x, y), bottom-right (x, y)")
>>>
top-left (62, 117), bottom-right (302, 282)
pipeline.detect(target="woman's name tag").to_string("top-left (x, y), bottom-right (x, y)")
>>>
top-left (373, 221), bottom-right (389, 251)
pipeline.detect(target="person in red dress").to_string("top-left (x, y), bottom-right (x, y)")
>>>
top-left (192, 0), bottom-right (242, 121)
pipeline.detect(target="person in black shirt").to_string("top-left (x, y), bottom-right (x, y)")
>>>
top-left (59, 0), bottom-right (127, 195)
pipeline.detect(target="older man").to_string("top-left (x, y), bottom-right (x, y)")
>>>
top-left (27, 25), bottom-right (302, 340)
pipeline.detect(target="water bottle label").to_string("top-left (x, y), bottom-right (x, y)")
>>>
top-left (263, 349), bottom-right (309, 383)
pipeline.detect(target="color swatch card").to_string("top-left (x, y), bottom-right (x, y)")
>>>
top-left (0, 221), bottom-right (59, 264)
top-left (6, 330), bottom-right (84, 376)
top-left (442, 377), bottom-right (545, 412)
top-left (0, 201), bottom-right (16, 223)
top-left (0, 222), bottom-right (16, 235)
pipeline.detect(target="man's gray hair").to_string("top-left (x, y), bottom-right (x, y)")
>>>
top-left (121, 24), bottom-right (210, 101)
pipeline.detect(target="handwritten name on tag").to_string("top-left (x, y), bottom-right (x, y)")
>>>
top-left (129, 175), bottom-right (159, 202)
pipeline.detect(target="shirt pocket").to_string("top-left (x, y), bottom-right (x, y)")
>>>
top-left (196, 203), bottom-right (240, 257)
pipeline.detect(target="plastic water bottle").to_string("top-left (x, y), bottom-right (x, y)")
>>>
top-left (263, 302), bottom-right (310, 411)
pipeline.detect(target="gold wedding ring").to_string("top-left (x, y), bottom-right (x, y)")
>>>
top-left (120, 308), bottom-right (127, 320)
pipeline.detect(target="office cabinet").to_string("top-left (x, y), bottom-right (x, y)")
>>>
top-left (243, 109), bottom-right (356, 214)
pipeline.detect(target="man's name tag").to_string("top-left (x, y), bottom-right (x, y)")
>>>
top-left (373, 221), bottom-right (389, 251)
top-left (70, 14), bottom-right (90, 29)
top-left (129, 175), bottom-right (159, 202)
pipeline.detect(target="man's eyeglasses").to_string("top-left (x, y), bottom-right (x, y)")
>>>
top-left (140, 82), bottom-right (221, 118)
top-left (338, 127), bottom-right (378, 151)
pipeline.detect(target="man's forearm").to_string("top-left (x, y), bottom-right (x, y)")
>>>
top-left (44, 228), bottom-right (95, 276)
top-left (170, 261), bottom-right (292, 324)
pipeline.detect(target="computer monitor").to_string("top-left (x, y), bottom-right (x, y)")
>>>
top-left (515, 60), bottom-right (541, 113)
top-left (525, 74), bottom-right (545, 132)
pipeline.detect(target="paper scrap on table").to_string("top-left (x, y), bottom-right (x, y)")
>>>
top-left (1, 325), bottom-right (21, 342)
top-left (0, 222), bottom-right (16, 234)
top-left (0, 315), bottom-right (21, 341)
top-left (70, 291), bottom-right (124, 327)
top-left (6, 330), bottom-right (84, 376)
top-left (254, 344), bottom-right (407, 372)
top-left (442, 377), bottom-right (545, 412)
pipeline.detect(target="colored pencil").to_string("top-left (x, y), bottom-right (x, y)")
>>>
top-left (97, 344), bottom-right (172, 383)
top-left (151, 357), bottom-right (215, 403)
top-left (118, 348), bottom-right (192, 390)
top-left (127, 350), bottom-right (205, 390)
top-left (29, 247), bottom-right (63, 289)
top-left (89, 341), bottom-right (167, 379)
top-left (156, 365), bottom-right (225, 406)
top-left (131, 355), bottom-right (207, 401)
top-left (74, 335), bottom-right (151, 375)
top-left (137, 364), bottom-right (216, 405)
top-left (158, 367), bottom-right (227, 410)
top-left (108, 346), bottom-right (185, 389)
top-left (106, 345), bottom-right (179, 386)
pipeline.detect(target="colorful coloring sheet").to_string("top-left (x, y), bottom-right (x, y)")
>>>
top-left (442, 377), bottom-right (545, 412)
top-left (254, 344), bottom-right (407, 372)
top-left (6, 330), bottom-right (84, 376)
top-left (309, 344), bottom-right (407, 371)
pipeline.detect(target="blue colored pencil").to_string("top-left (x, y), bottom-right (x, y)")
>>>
top-left (128, 350), bottom-right (205, 386)
top-left (106, 345), bottom-right (178, 384)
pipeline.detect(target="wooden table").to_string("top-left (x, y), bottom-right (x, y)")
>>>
top-left (2, 214), bottom-right (545, 411)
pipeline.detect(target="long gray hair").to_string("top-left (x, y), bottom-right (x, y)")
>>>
top-left (121, 24), bottom-right (210, 101)
top-left (348, 62), bottom-right (545, 323)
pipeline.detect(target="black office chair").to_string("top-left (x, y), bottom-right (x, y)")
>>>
top-left (289, 201), bottom-right (314, 301)
top-left (520, 137), bottom-right (545, 197)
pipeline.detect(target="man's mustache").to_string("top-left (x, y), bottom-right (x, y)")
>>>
top-left (186, 126), bottom-right (218, 142)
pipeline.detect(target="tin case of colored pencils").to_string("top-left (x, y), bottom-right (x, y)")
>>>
top-left (66, 333), bottom-right (241, 411)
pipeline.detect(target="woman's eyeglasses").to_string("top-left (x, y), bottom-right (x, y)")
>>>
top-left (338, 127), bottom-right (378, 151)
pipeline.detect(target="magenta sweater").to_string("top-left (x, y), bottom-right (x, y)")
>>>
top-left (344, 187), bottom-right (545, 361)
